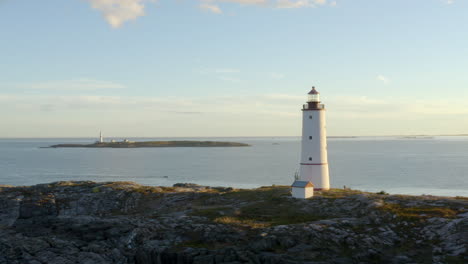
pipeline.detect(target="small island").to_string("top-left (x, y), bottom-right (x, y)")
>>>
top-left (48, 140), bottom-right (250, 148)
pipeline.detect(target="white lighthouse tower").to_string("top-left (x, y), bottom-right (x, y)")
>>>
top-left (299, 86), bottom-right (330, 190)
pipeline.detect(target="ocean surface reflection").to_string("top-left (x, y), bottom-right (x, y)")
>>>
top-left (0, 136), bottom-right (467, 196)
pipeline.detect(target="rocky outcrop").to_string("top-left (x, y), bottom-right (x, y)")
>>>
top-left (0, 181), bottom-right (466, 264)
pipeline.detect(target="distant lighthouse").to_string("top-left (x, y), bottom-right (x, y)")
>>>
top-left (99, 131), bottom-right (104, 143)
top-left (299, 86), bottom-right (330, 190)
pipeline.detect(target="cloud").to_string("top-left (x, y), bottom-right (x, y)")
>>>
top-left (214, 68), bottom-right (240, 73)
top-left (445, 0), bottom-right (454, 4)
top-left (171, 111), bottom-right (205, 115)
top-left (197, 68), bottom-right (241, 74)
top-left (217, 0), bottom-right (268, 4)
top-left (85, 0), bottom-right (149, 28)
top-left (218, 76), bottom-right (242, 82)
top-left (85, 0), bottom-right (333, 27)
top-left (376, 74), bottom-right (390, 85)
top-left (275, 0), bottom-right (327, 9)
top-left (2, 93), bottom-right (467, 116)
top-left (13, 79), bottom-right (126, 90)
top-left (327, 96), bottom-right (468, 118)
top-left (2, 93), bottom-right (468, 137)
top-left (0, 93), bottom-right (297, 112)
top-left (276, 0), bottom-right (311, 9)
top-left (264, 93), bottom-right (302, 101)
top-left (200, 3), bottom-right (223, 14)
top-left (196, 67), bottom-right (242, 81)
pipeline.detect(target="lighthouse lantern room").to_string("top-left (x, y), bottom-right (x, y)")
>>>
top-left (298, 86), bottom-right (330, 191)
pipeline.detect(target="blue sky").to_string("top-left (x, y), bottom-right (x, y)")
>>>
top-left (1, 0), bottom-right (467, 137)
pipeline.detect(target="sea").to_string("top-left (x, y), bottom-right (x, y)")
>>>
top-left (0, 137), bottom-right (467, 197)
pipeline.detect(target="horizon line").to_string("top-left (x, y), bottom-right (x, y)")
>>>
top-left (1, 134), bottom-right (467, 139)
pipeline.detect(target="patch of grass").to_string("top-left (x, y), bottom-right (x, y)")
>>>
top-left (101, 182), bottom-right (180, 194)
top-left (379, 203), bottom-right (458, 220)
top-left (92, 187), bottom-right (100, 193)
top-left (50, 181), bottom-right (96, 187)
top-left (191, 186), bottom-right (328, 228)
top-left (238, 200), bottom-right (325, 226)
top-left (131, 186), bottom-right (164, 195)
top-left (223, 186), bottom-right (290, 202)
top-left (454, 196), bottom-right (468, 200)
top-left (318, 188), bottom-right (364, 199)
top-left (191, 206), bottom-right (233, 219)
top-left (214, 216), bottom-right (269, 229)
top-left (160, 187), bottom-right (176, 192)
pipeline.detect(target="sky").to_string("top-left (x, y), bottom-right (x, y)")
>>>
top-left (0, 0), bottom-right (467, 137)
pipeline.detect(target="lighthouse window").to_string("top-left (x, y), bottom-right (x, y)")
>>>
top-left (309, 157), bottom-right (312, 161)
top-left (309, 136), bottom-right (312, 140)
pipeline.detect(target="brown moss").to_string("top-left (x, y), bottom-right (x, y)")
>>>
top-left (223, 186), bottom-right (290, 201)
top-left (379, 203), bottom-right (458, 220)
top-left (190, 206), bottom-right (233, 219)
top-left (316, 188), bottom-right (366, 199)
top-left (214, 216), bottom-right (269, 228)
top-left (236, 200), bottom-right (326, 226)
top-left (191, 186), bottom-right (329, 227)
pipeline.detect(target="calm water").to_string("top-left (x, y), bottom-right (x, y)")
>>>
top-left (0, 137), bottom-right (467, 196)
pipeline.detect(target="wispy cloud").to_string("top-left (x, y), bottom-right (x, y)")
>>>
top-left (217, 0), bottom-right (268, 5)
top-left (86, 0), bottom-right (333, 27)
top-left (214, 68), bottom-right (241, 73)
top-left (13, 79), bottom-right (126, 90)
top-left (2, 93), bottom-right (467, 116)
top-left (200, 3), bottom-right (223, 14)
top-left (171, 111), bottom-right (205, 115)
top-left (275, 0), bottom-right (327, 9)
top-left (85, 0), bottom-right (150, 28)
top-left (376, 74), bottom-right (390, 85)
top-left (445, 0), bottom-right (454, 5)
top-left (2, 93), bottom-right (468, 136)
top-left (276, 0), bottom-right (311, 9)
top-left (207, 0), bottom-right (328, 9)
top-left (197, 68), bottom-right (241, 74)
top-left (218, 76), bottom-right (242, 82)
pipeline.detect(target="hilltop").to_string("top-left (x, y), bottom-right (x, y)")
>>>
top-left (0, 182), bottom-right (466, 263)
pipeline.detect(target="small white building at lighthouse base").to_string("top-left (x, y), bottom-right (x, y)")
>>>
top-left (291, 180), bottom-right (314, 199)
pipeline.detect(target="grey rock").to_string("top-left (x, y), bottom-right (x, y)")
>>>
top-left (0, 181), bottom-right (466, 264)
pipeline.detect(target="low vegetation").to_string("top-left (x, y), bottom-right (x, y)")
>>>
top-left (191, 186), bottom-right (330, 228)
top-left (379, 202), bottom-right (459, 220)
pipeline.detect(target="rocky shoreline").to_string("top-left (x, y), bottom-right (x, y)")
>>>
top-left (0, 181), bottom-right (466, 264)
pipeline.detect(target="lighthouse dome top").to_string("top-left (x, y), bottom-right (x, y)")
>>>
top-left (308, 86), bottom-right (319, 95)
top-left (307, 86), bottom-right (320, 102)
